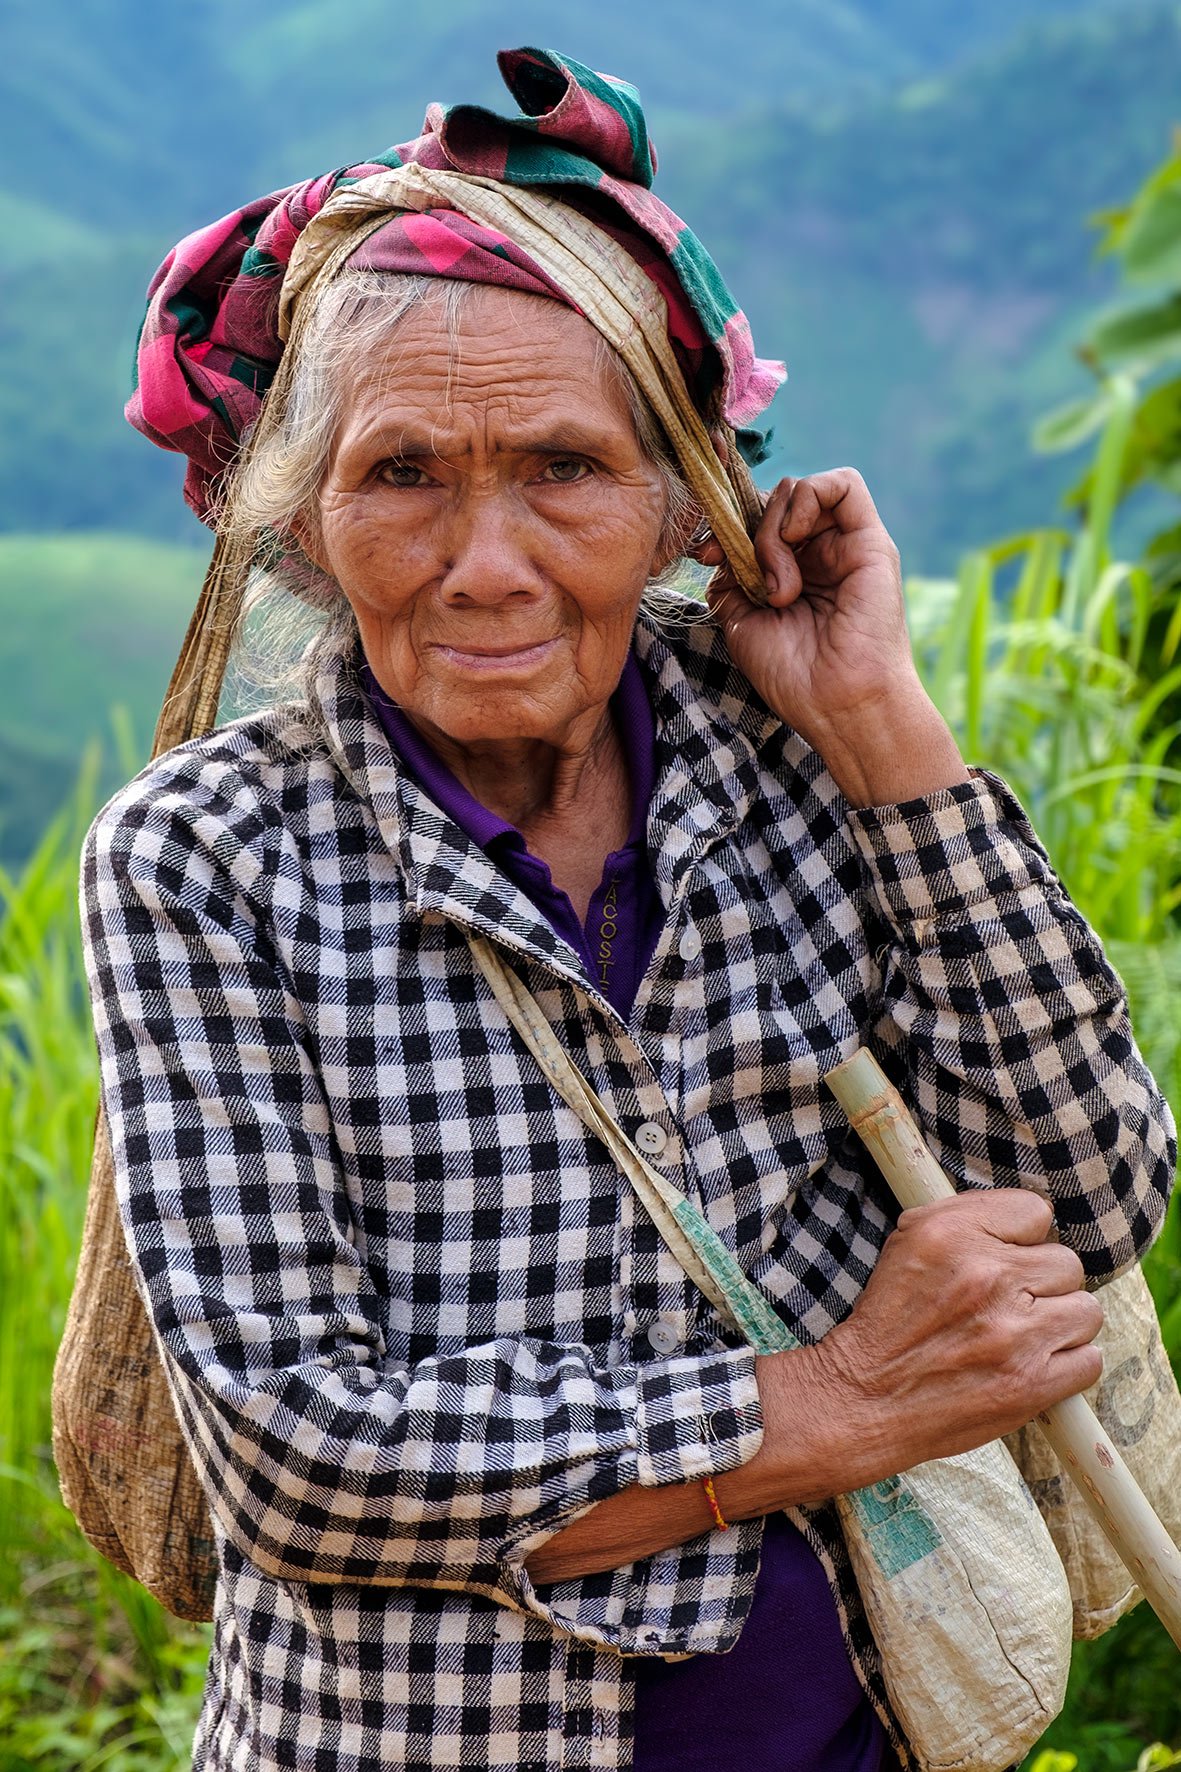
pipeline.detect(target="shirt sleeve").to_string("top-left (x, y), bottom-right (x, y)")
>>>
top-left (847, 768), bottom-right (1177, 1282)
top-left (80, 777), bottom-right (763, 1619)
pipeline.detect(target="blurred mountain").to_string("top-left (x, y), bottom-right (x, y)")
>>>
top-left (1, 0), bottom-right (1179, 854)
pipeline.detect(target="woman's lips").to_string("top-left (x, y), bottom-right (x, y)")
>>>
top-left (431, 638), bottom-right (561, 673)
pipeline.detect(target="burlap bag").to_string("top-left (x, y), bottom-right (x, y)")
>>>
top-left (51, 1113), bottom-right (218, 1620)
top-left (51, 540), bottom-right (236, 1623)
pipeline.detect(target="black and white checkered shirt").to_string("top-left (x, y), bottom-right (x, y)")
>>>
top-left (82, 606), bottom-right (1175, 1772)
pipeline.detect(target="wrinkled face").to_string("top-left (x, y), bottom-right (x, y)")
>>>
top-left (304, 283), bottom-right (672, 753)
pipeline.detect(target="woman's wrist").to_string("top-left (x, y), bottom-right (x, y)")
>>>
top-left (804, 685), bottom-right (971, 810)
top-left (525, 1344), bottom-right (871, 1584)
top-left (713, 1344), bottom-right (888, 1520)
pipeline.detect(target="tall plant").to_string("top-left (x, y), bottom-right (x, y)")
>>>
top-left (0, 781), bottom-right (210, 1769)
top-left (1036, 136), bottom-right (1181, 696)
top-left (909, 134), bottom-right (1181, 1368)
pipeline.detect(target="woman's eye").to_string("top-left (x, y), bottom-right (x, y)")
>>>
top-left (379, 461), bottom-right (428, 488)
top-left (542, 458), bottom-right (591, 483)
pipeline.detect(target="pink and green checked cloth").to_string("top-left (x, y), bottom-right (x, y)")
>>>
top-left (128, 46), bottom-right (785, 523)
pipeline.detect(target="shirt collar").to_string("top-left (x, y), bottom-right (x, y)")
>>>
top-left (360, 648), bottom-right (657, 861)
top-left (314, 602), bottom-right (782, 972)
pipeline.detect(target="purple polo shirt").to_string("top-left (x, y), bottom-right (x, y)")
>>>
top-left (364, 654), bottom-right (894, 1771)
top-left (363, 653), bottom-right (664, 1019)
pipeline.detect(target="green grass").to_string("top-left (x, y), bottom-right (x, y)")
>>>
top-left (0, 535), bottom-right (208, 864)
top-left (0, 776), bottom-right (211, 1772)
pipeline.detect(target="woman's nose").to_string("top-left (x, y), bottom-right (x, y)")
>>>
top-left (438, 491), bottom-right (545, 605)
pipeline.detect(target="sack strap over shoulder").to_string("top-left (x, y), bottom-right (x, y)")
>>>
top-left (468, 933), bottom-right (801, 1358)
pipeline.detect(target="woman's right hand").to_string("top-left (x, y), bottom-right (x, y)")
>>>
top-left (525, 1191), bottom-right (1104, 1581)
top-left (726, 1190), bottom-right (1104, 1518)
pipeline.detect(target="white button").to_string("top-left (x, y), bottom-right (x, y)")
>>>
top-left (635, 1122), bottom-right (668, 1156)
top-left (678, 928), bottom-right (702, 962)
top-left (646, 1320), bottom-right (679, 1354)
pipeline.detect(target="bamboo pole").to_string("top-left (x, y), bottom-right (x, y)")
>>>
top-left (826, 1046), bottom-right (1181, 1652)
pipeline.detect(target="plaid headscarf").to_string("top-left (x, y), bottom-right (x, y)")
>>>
top-left (127, 46), bottom-right (785, 523)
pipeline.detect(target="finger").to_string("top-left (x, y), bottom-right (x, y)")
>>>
top-left (899, 1190), bottom-right (1056, 1248)
top-left (754, 472), bottom-right (889, 603)
top-left (759, 523), bottom-right (858, 594)
top-left (782, 469), bottom-right (882, 541)
top-left (751, 478), bottom-right (805, 604)
top-left (1043, 1340), bottom-right (1105, 1401)
top-left (1042, 1290), bottom-right (1099, 1339)
top-left (1033, 1289), bottom-right (1105, 1349)
top-left (1013, 1243), bottom-right (1087, 1299)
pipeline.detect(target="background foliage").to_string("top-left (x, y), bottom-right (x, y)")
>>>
top-left (2, 3), bottom-right (1181, 1768)
top-left (2, 0), bottom-right (1181, 863)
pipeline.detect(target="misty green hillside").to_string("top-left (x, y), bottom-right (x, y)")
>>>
top-left (1, 1), bottom-right (1176, 560)
top-left (0, 535), bottom-right (208, 858)
top-left (2, 0), bottom-right (1179, 861)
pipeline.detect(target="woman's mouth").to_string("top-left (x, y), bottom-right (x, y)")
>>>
top-left (431, 638), bottom-right (562, 673)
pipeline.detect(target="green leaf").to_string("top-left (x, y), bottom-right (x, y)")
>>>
top-left (1087, 293), bottom-right (1181, 374)
top-left (1034, 391), bottom-right (1114, 455)
top-left (1121, 156), bottom-right (1181, 286)
top-left (1134, 1746), bottom-right (1181, 1771)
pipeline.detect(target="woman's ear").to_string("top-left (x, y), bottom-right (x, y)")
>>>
top-left (287, 508), bottom-right (329, 574)
top-left (651, 498), bottom-right (722, 577)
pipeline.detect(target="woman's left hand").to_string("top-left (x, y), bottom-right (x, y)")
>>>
top-left (700, 468), bottom-right (971, 807)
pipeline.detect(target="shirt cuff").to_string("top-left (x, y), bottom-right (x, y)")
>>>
top-left (846, 767), bottom-right (1059, 932)
top-left (634, 1342), bottom-right (764, 1488)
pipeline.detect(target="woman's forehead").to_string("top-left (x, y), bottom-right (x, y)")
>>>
top-left (331, 286), bottom-right (639, 461)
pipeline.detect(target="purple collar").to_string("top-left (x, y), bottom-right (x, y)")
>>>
top-left (361, 649), bottom-right (663, 1020)
top-left (361, 651), bottom-right (655, 858)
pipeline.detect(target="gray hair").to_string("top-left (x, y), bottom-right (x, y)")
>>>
top-left (222, 269), bottom-right (709, 712)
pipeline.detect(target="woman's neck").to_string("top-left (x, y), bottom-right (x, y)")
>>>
top-left (411, 705), bottom-right (626, 835)
top-left (414, 706), bottom-right (633, 919)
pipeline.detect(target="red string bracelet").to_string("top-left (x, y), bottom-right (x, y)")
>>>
top-left (701, 1474), bottom-right (730, 1531)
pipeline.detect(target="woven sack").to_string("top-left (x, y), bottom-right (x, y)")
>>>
top-left (51, 1113), bottom-right (218, 1620)
top-left (1006, 1261), bottom-right (1181, 1638)
top-left (51, 540), bottom-right (237, 1623)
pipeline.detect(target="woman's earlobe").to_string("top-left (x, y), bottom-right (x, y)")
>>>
top-left (287, 510), bottom-right (328, 573)
top-left (687, 523), bottom-right (726, 569)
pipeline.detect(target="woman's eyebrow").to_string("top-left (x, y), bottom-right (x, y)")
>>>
top-left (349, 421), bottom-right (617, 460)
top-left (523, 425), bottom-right (614, 455)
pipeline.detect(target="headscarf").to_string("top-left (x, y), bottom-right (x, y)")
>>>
top-left (127, 46), bottom-right (784, 530)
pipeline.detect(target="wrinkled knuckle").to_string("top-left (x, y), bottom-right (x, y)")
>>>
top-left (1058, 1247), bottom-right (1087, 1292)
top-left (960, 1256), bottom-right (1005, 1314)
top-left (909, 1217), bottom-right (959, 1274)
top-left (1014, 1192), bottom-right (1054, 1238)
top-left (987, 1315), bottom-right (1029, 1374)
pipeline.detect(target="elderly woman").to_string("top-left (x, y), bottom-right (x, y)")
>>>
top-left (85, 47), bottom-right (1173, 1772)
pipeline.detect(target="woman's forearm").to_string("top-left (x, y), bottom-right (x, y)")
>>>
top-left (526, 1186), bottom-right (1109, 1586)
top-left (525, 1346), bottom-right (854, 1584)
